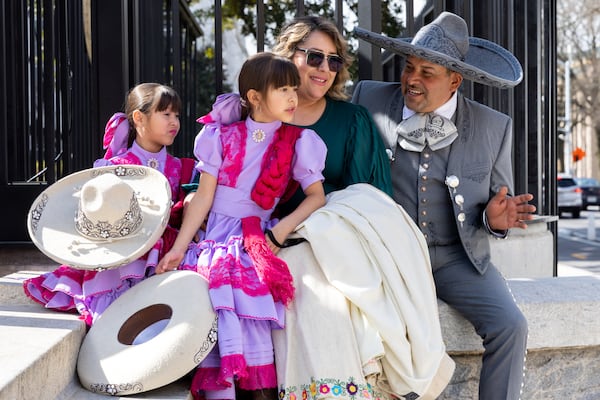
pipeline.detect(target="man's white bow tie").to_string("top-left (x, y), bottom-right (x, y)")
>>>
top-left (396, 113), bottom-right (458, 152)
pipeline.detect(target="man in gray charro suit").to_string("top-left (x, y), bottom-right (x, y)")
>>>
top-left (352, 12), bottom-right (536, 400)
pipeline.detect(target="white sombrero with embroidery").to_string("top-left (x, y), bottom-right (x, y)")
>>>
top-left (27, 165), bottom-right (171, 270)
top-left (77, 270), bottom-right (218, 396)
top-left (354, 11), bottom-right (523, 89)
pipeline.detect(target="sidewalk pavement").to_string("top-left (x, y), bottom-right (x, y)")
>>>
top-left (0, 243), bottom-right (56, 278)
top-left (560, 227), bottom-right (600, 242)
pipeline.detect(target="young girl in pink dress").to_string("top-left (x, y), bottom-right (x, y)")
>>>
top-left (156, 52), bottom-right (327, 400)
top-left (23, 83), bottom-right (196, 325)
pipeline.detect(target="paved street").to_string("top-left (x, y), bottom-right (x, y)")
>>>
top-left (557, 208), bottom-right (600, 276)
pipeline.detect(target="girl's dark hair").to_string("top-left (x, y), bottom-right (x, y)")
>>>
top-left (238, 52), bottom-right (300, 119)
top-left (123, 83), bottom-right (182, 147)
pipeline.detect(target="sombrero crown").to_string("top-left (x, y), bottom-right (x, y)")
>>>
top-left (354, 11), bottom-right (523, 89)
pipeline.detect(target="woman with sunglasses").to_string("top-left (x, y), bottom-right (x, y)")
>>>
top-left (270, 15), bottom-right (449, 400)
top-left (273, 15), bottom-right (392, 216)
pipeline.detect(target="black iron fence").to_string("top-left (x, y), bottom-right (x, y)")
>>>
top-left (0, 0), bottom-right (203, 241)
top-left (1, 0), bottom-right (557, 252)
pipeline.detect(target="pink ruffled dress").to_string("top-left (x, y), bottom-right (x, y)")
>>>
top-left (182, 117), bottom-right (326, 399)
top-left (23, 142), bottom-right (192, 325)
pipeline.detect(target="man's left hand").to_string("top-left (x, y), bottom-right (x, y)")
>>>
top-left (486, 186), bottom-right (536, 230)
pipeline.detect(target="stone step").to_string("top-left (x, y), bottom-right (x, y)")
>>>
top-left (4, 269), bottom-right (600, 399)
top-left (0, 303), bottom-right (85, 400)
top-left (0, 272), bottom-right (193, 400)
top-left (0, 270), bottom-right (47, 305)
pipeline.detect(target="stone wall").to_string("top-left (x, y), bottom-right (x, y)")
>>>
top-left (437, 276), bottom-right (600, 399)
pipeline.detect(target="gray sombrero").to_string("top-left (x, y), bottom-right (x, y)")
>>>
top-left (354, 11), bottom-right (523, 89)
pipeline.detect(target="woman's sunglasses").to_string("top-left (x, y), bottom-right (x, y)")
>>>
top-left (296, 47), bottom-right (344, 72)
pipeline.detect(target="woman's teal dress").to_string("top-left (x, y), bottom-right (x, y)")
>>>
top-left (278, 96), bottom-right (392, 215)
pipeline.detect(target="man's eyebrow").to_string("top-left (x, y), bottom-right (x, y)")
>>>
top-left (421, 64), bottom-right (438, 72)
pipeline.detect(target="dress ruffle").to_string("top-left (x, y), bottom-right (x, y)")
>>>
top-left (23, 242), bottom-right (163, 325)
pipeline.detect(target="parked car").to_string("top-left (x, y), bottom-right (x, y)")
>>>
top-left (557, 175), bottom-right (582, 218)
top-left (574, 177), bottom-right (600, 209)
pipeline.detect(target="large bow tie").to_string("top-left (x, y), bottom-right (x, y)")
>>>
top-left (396, 113), bottom-right (458, 152)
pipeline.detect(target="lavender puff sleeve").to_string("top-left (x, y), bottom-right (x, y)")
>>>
top-left (193, 125), bottom-right (223, 178)
top-left (292, 128), bottom-right (327, 190)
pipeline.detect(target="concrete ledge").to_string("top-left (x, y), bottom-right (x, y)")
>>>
top-left (438, 276), bottom-right (600, 399)
top-left (440, 276), bottom-right (600, 351)
top-left (3, 272), bottom-right (600, 399)
top-left (490, 215), bottom-right (558, 279)
top-left (0, 271), bottom-right (47, 306)
top-left (0, 304), bottom-right (86, 400)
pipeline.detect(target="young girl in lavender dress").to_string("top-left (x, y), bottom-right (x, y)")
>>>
top-left (23, 83), bottom-right (196, 325)
top-left (156, 52), bottom-right (327, 400)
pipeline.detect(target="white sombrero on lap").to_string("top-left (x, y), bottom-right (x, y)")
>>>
top-left (28, 165), bottom-right (171, 270)
top-left (77, 270), bottom-right (218, 396)
top-left (354, 11), bottom-right (523, 89)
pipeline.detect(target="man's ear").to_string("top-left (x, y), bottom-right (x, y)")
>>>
top-left (450, 72), bottom-right (463, 91)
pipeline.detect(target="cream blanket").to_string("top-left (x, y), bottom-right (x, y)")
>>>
top-left (274, 184), bottom-right (454, 400)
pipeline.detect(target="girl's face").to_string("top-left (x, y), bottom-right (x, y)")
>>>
top-left (292, 30), bottom-right (339, 103)
top-left (134, 105), bottom-right (180, 152)
top-left (253, 85), bottom-right (298, 123)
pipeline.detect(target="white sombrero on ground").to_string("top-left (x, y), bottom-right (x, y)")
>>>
top-left (354, 11), bottom-right (523, 89)
top-left (28, 165), bottom-right (171, 270)
top-left (77, 270), bottom-right (218, 396)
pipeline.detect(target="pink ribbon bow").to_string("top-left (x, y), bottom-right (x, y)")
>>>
top-left (102, 112), bottom-right (129, 160)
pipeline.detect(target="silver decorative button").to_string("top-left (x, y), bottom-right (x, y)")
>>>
top-left (445, 175), bottom-right (459, 189)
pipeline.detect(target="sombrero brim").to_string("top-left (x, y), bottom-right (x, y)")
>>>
top-left (27, 165), bottom-right (171, 270)
top-left (354, 27), bottom-right (523, 89)
top-left (77, 271), bottom-right (217, 395)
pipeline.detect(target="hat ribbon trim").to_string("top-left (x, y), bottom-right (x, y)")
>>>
top-left (75, 193), bottom-right (143, 241)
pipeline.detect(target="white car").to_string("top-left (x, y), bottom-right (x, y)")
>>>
top-left (557, 175), bottom-right (582, 218)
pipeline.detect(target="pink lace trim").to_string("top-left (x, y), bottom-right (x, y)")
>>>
top-left (191, 366), bottom-right (226, 392)
top-left (207, 253), bottom-right (270, 297)
top-left (237, 363), bottom-right (277, 390)
top-left (219, 354), bottom-right (248, 385)
top-left (190, 356), bottom-right (273, 393)
top-left (189, 362), bottom-right (276, 393)
top-left (217, 122), bottom-right (246, 187)
top-left (191, 354), bottom-right (248, 392)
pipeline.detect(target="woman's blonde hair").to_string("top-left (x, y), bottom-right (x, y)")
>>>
top-left (273, 15), bottom-right (352, 101)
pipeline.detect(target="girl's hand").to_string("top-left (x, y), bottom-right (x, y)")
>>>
top-left (265, 225), bottom-right (290, 254)
top-left (156, 249), bottom-right (185, 274)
